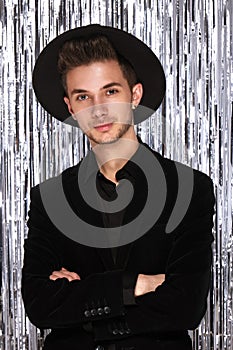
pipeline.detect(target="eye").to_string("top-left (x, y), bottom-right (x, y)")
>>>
top-left (106, 89), bottom-right (118, 96)
top-left (77, 94), bottom-right (89, 101)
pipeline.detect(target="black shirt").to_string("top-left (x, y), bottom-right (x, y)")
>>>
top-left (96, 171), bottom-right (125, 264)
top-left (95, 137), bottom-right (147, 265)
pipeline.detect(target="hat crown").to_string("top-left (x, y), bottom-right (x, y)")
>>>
top-left (33, 24), bottom-right (166, 125)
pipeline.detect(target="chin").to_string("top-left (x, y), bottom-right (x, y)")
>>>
top-left (87, 123), bottom-right (132, 146)
top-left (89, 134), bottom-right (120, 145)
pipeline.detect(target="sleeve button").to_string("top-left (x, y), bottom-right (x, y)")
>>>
top-left (91, 308), bottom-right (97, 316)
top-left (97, 307), bottom-right (104, 315)
top-left (84, 310), bottom-right (91, 318)
top-left (104, 306), bottom-right (111, 314)
top-left (112, 328), bottom-right (119, 335)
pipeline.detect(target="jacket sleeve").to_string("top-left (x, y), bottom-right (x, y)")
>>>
top-left (21, 184), bottom-right (132, 330)
top-left (92, 172), bottom-right (215, 341)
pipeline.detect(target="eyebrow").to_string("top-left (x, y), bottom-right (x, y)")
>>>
top-left (70, 82), bottom-right (122, 96)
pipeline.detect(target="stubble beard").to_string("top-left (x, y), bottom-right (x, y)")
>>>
top-left (86, 120), bottom-right (133, 145)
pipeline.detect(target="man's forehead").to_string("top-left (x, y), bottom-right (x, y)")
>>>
top-left (65, 61), bottom-right (129, 93)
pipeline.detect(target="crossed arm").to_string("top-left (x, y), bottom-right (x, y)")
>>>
top-left (22, 171), bottom-right (215, 342)
top-left (49, 268), bottom-right (165, 297)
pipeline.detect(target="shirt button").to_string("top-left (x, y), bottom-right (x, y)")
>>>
top-left (84, 310), bottom-right (91, 318)
top-left (104, 306), bottom-right (111, 314)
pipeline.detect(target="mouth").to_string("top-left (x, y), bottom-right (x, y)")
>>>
top-left (94, 123), bottom-right (113, 132)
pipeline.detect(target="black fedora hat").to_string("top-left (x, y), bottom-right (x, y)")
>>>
top-left (32, 24), bottom-right (166, 126)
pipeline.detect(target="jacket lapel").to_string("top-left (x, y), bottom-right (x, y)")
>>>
top-left (61, 164), bottom-right (118, 271)
top-left (62, 153), bottom-right (136, 272)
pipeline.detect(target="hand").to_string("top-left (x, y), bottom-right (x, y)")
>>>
top-left (134, 274), bottom-right (165, 297)
top-left (49, 267), bottom-right (81, 282)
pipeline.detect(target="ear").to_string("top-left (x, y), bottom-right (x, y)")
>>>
top-left (64, 96), bottom-right (75, 119)
top-left (132, 83), bottom-right (143, 107)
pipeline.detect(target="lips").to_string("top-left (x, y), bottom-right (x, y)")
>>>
top-left (94, 123), bottom-right (113, 132)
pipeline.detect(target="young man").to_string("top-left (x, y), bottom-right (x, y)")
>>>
top-left (22, 24), bottom-right (215, 350)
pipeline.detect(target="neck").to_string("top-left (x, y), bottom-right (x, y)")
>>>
top-left (91, 132), bottom-right (139, 184)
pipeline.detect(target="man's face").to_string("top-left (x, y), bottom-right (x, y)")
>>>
top-left (64, 60), bottom-right (142, 146)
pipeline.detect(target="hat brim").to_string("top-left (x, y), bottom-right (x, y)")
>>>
top-left (32, 24), bottom-right (166, 126)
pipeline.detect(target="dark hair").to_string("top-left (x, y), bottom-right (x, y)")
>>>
top-left (57, 35), bottom-right (138, 94)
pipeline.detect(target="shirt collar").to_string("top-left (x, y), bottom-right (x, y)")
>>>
top-left (81, 135), bottom-right (145, 185)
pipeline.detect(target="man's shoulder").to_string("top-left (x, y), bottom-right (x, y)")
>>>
top-left (146, 147), bottom-right (215, 227)
top-left (144, 144), bottom-right (214, 205)
top-left (30, 158), bottom-right (84, 193)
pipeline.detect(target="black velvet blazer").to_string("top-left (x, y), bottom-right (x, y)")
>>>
top-left (21, 140), bottom-right (215, 350)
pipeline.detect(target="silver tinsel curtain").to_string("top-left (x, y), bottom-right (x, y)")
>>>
top-left (0, 0), bottom-right (232, 349)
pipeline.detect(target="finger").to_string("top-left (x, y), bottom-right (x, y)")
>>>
top-left (49, 273), bottom-right (75, 282)
top-left (49, 274), bottom-right (59, 281)
top-left (50, 271), bottom-right (80, 281)
top-left (61, 271), bottom-right (81, 280)
top-left (158, 274), bottom-right (165, 283)
top-left (61, 267), bottom-right (81, 279)
top-left (49, 271), bottom-right (68, 280)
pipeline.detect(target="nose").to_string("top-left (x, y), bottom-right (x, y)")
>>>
top-left (91, 100), bottom-right (108, 119)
